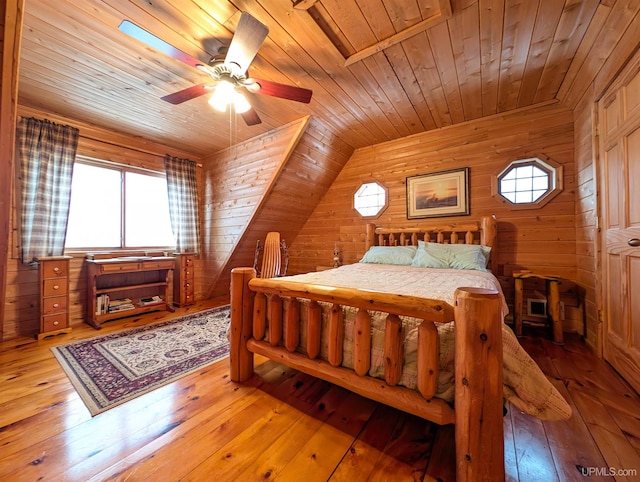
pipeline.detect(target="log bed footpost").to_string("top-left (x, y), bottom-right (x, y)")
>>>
top-left (230, 267), bottom-right (256, 382)
top-left (454, 287), bottom-right (504, 482)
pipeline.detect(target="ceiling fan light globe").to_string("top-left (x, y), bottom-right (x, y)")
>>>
top-left (233, 92), bottom-right (251, 113)
top-left (208, 81), bottom-right (235, 112)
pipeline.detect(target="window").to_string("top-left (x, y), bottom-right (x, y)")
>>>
top-left (65, 160), bottom-right (175, 249)
top-left (493, 156), bottom-right (562, 209)
top-left (353, 181), bottom-right (388, 218)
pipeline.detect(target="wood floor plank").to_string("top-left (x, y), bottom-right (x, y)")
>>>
top-left (424, 422), bottom-right (455, 481)
top-left (365, 407), bottom-right (433, 481)
top-left (230, 384), bottom-right (353, 481)
top-left (543, 379), bottom-right (613, 482)
top-left (276, 390), bottom-right (378, 482)
top-left (504, 404), bottom-right (520, 482)
top-left (80, 365), bottom-right (284, 481)
top-left (181, 380), bottom-right (335, 480)
top-left (329, 403), bottom-right (405, 481)
top-left (510, 407), bottom-right (559, 482)
top-left (569, 388), bottom-right (640, 482)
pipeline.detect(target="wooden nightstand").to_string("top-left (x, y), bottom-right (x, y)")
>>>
top-left (174, 252), bottom-right (196, 306)
top-left (513, 270), bottom-right (563, 344)
top-left (36, 256), bottom-right (73, 340)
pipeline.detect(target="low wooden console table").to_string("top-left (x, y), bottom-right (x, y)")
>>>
top-left (85, 256), bottom-right (175, 329)
top-left (513, 270), bottom-right (563, 344)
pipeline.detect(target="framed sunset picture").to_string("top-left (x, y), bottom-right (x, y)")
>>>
top-left (406, 167), bottom-right (469, 219)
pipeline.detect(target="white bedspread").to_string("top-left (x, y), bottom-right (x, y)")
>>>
top-left (275, 263), bottom-right (571, 421)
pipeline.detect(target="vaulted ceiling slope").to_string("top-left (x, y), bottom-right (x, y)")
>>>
top-left (18, 0), bottom-right (634, 158)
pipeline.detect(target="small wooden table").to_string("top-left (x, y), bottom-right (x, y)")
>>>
top-left (85, 256), bottom-right (175, 329)
top-left (513, 270), bottom-right (563, 344)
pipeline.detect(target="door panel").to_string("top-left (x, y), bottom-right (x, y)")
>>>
top-left (605, 253), bottom-right (624, 340)
top-left (629, 126), bottom-right (640, 225)
top-left (604, 142), bottom-right (621, 228)
top-left (599, 51), bottom-right (640, 394)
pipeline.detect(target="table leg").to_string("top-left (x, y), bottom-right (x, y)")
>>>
top-left (514, 277), bottom-right (523, 336)
top-left (548, 279), bottom-right (563, 344)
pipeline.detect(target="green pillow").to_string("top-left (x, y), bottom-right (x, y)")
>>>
top-left (411, 241), bottom-right (491, 271)
top-left (359, 245), bottom-right (418, 265)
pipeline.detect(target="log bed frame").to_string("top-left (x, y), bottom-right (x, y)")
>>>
top-left (230, 215), bottom-right (505, 481)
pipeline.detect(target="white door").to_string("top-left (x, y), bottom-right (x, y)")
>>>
top-left (599, 53), bottom-right (640, 394)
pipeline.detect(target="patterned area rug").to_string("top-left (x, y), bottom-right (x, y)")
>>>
top-left (51, 306), bottom-right (230, 416)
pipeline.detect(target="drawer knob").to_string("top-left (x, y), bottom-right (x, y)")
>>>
top-left (629, 238), bottom-right (640, 247)
top-left (53, 303), bottom-right (59, 308)
top-left (53, 321), bottom-right (59, 326)
top-left (53, 267), bottom-right (60, 272)
top-left (53, 285), bottom-right (59, 290)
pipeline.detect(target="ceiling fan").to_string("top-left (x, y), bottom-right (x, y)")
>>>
top-left (118, 12), bottom-right (312, 126)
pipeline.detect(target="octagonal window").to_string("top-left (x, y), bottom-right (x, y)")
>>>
top-left (354, 182), bottom-right (388, 218)
top-left (495, 156), bottom-right (563, 208)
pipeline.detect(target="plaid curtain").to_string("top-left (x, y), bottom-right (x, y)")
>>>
top-left (16, 117), bottom-right (79, 263)
top-left (164, 155), bottom-right (200, 253)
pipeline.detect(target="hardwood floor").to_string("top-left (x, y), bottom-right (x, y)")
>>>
top-left (1, 305), bottom-right (639, 481)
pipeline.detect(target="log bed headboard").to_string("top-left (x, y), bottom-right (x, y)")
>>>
top-left (365, 214), bottom-right (497, 272)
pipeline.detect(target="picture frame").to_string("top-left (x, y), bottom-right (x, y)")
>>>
top-left (406, 167), bottom-right (469, 219)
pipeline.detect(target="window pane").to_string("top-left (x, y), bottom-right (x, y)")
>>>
top-left (515, 191), bottom-right (532, 203)
top-left (531, 166), bottom-right (547, 177)
top-left (516, 165), bottom-right (534, 178)
top-left (533, 176), bottom-right (549, 190)
top-left (531, 189), bottom-right (547, 201)
top-left (65, 164), bottom-right (121, 248)
top-left (354, 182), bottom-right (386, 217)
top-left (515, 178), bottom-right (533, 191)
top-left (500, 179), bottom-right (516, 193)
top-left (125, 172), bottom-right (175, 247)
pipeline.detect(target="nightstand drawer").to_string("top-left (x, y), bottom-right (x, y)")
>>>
top-left (42, 296), bottom-right (68, 315)
top-left (42, 314), bottom-right (68, 332)
top-left (43, 279), bottom-right (68, 297)
top-left (42, 262), bottom-right (69, 278)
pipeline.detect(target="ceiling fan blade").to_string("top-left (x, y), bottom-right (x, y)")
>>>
top-left (241, 108), bottom-right (262, 126)
top-left (249, 79), bottom-right (313, 104)
top-left (119, 20), bottom-right (206, 70)
top-left (224, 12), bottom-right (269, 74)
top-left (161, 83), bottom-right (212, 104)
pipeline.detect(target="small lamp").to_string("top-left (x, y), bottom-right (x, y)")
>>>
top-left (333, 243), bottom-right (341, 268)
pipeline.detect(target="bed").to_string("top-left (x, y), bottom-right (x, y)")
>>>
top-left (229, 215), bottom-right (570, 481)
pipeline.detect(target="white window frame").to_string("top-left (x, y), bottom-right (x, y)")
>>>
top-left (64, 157), bottom-right (176, 252)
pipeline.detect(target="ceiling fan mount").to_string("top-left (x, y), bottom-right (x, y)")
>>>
top-left (118, 12), bottom-right (313, 126)
top-left (199, 62), bottom-right (249, 88)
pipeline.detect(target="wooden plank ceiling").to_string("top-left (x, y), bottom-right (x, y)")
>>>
top-left (17, 0), bottom-right (605, 158)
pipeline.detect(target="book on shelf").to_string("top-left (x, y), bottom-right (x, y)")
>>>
top-left (139, 295), bottom-right (164, 306)
top-left (108, 303), bottom-right (135, 313)
top-left (96, 294), bottom-right (110, 315)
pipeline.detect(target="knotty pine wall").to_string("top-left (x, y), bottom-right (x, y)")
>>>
top-left (201, 116), bottom-right (353, 297)
top-left (289, 103), bottom-right (583, 332)
top-left (3, 106), bottom-right (205, 340)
